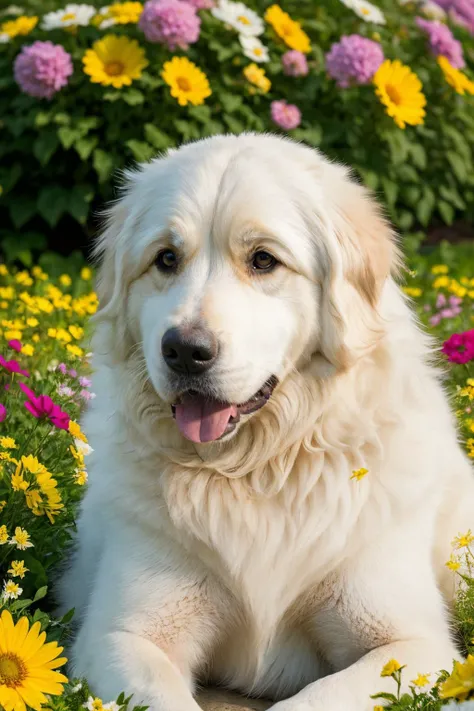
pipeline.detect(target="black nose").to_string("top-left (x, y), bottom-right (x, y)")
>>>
top-left (161, 326), bottom-right (218, 375)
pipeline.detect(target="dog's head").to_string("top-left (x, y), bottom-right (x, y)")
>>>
top-left (94, 134), bottom-right (399, 445)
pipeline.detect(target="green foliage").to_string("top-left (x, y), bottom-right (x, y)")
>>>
top-left (0, 0), bottom-right (473, 256)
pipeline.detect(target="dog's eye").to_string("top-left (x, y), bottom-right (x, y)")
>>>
top-left (251, 251), bottom-right (278, 272)
top-left (155, 249), bottom-right (178, 272)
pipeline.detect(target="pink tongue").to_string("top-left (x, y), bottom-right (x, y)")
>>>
top-left (175, 394), bottom-right (237, 443)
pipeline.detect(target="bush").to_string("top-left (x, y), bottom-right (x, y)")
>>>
top-left (0, 0), bottom-right (474, 260)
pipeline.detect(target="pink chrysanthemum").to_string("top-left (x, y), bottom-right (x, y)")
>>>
top-left (281, 50), bottom-right (308, 77)
top-left (270, 100), bottom-right (301, 130)
top-left (181, 0), bottom-right (214, 8)
top-left (431, 0), bottom-right (474, 35)
top-left (14, 41), bottom-right (73, 100)
top-left (139, 0), bottom-right (200, 49)
top-left (442, 330), bottom-right (474, 364)
top-left (326, 34), bottom-right (384, 88)
top-left (416, 17), bottom-right (465, 67)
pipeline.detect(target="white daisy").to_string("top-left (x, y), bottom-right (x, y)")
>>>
top-left (72, 683), bottom-right (83, 693)
top-left (103, 703), bottom-right (120, 711)
top-left (95, 6), bottom-right (116, 29)
top-left (0, 33), bottom-right (10, 42)
top-left (421, 0), bottom-right (446, 19)
top-left (339, 0), bottom-right (386, 24)
top-left (2, 580), bottom-right (22, 600)
top-left (239, 35), bottom-right (269, 62)
top-left (212, 0), bottom-right (264, 36)
top-left (42, 3), bottom-right (96, 30)
top-left (75, 438), bottom-right (93, 456)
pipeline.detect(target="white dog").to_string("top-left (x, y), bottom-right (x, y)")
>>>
top-left (59, 134), bottom-right (474, 711)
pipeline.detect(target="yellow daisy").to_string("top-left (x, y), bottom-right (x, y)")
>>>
top-left (438, 56), bottom-right (474, 96)
top-left (411, 673), bottom-right (430, 687)
top-left (264, 5), bottom-right (311, 54)
top-left (452, 530), bottom-right (474, 549)
top-left (83, 34), bottom-right (148, 88)
top-left (7, 561), bottom-right (29, 579)
top-left (439, 654), bottom-right (474, 700)
top-left (0, 437), bottom-right (17, 449)
top-left (373, 59), bottom-right (426, 129)
top-left (0, 15), bottom-right (38, 38)
top-left (96, 1), bottom-right (143, 26)
top-left (446, 555), bottom-right (461, 572)
top-left (162, 57), bottom-right (211, 107)
top-left (243, 62), bottom-right (271, 93)
top-left (0, 610), bottom-right (68, 711)
top-left (381, 659), bottom-right (402, 677)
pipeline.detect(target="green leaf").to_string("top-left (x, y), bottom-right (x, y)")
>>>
top-left (438, 199), bottom-right (455, 225)
top-left (397, 164), bottom-right (419, 183)
top-left (34, 111), bottom-right (51, 127)
top-left (58, 126), bottom-right (80, 150)
top-left (144, 124), bottom-right (172, 150)
top-left (292, 125), bottom-right (323, 147)
top-left (173, 119), bottom-right (200, 141)
top-left (9, 197), bottom-right (36, 229)
top-left (75, 135), bottom-right (99, 160)
top-left (416, 186), bottom-right (435, 227)
top-left (220, 92), bottom-right (243, 113)
top-left (68, 186), bottom-right (93, 224)
top-left (439, 184), bottom-right (466, 209)
top-left (33, 129), bottom-right (60, 166)
top-left (381, 176), bottom-right (398, 208)
top-left (0, 162), bottom-right (22, 193)
top-left (93, 148), bottom-right (114, 183)
top-left (409, 143), bottom-right (426, 170)
top-left (103, 91), bottom-right (121, 102)
top-left (33, 585), bottom-right (48, 602)
top-left (10, 599), bottom-right (34, 612)
top-left (223, 114), bottom-right (244, 134)
top-left (397, 210), bottom-right (414, 230)
top-left (125, 140), bottom-right (155, 162)
top-left (53, 112), bottom-right (71, 125)
top-left (188, 105), bottom-right (211, 124)
top-left (447, 151), bottom-right (467, 182)
top-left (122, 88), bottom-right (145, 106)
top-left (370, 692), bottom-right (398, 702)
top-left (60, 608), bottom-right (75, 625)
top-left (402, 185), bottom-right (421, 207)
top-left (37, 186), bottom-right (69, 227)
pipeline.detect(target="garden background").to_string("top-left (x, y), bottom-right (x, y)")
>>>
top-left (2, 0), bottom-right (474, 709)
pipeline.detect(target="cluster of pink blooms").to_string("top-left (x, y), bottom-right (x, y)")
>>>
top-left (182, 0), bottom-right (214, 7)
top-left (56, 362), bottom-right (95, 403)
top-left (432, 0), bottom-right (474, 35)
top-left (14, 40), bottom-right (73, 100)
top-left (442, 329), bottom-right (474, 364)
top-left (428, 293), bottom-right (463, 326)
top-left (139, 0), bottom-right (200, 49)
top-left (326, 34), bottom-right (384, 88)
top-left (416, 17), bottom-right (465, 68)
top-left (270, 100), bottom-right (301, 131)
top-left (281, 50), bottom-right (309, 77)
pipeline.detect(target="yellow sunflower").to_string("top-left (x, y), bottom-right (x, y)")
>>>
top-left (373, 59), bottom-right (426, 129)
top-left (0, 16), bottom-right (38, 38)
top-left (82, 34), bottom-right (148, 88)
top-left (162, 57), bottom-right (211, 107)
top-left (0, 610), bottom-right (68, 711)
top-left (243, 63), bottom-right (271, 93)
top-left (438, 56), bottom-right (474, 96)
top-left (264, 5), bottom-right (311, 54)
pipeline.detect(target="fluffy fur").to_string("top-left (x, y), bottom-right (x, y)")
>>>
top-left (59, 134), bottom-right (474, 711)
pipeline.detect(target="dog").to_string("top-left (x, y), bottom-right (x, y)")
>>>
top-left (59, 133), bottom-right (474, 711)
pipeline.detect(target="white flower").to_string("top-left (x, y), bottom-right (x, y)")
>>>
top-left (239, 35), bottom-right (269, 62)
top-left (338, 0), bottom-right (386, 24)
top-left (42, 3), bottom-right (96, 29)
top-left (58, 384), bottom-right (74, 398)
top-left (103, 703), bottom-right (120, 711)
top-left (3, 579), bottom-right (22, 600)
top-left (75, 438), bottom-right (93, 456)
top-left (72, 682), bottom-right (83, 693)
top-left (95, 6), bottom-right (116, 28)
top-left (0, 5), bottom-right (25, 16)
top-left (212, 0), bottom-right (264, 36)
top-left (421, 0), bottom-right (446, 18)
top-left (0, 33), bottom-right (10, 42)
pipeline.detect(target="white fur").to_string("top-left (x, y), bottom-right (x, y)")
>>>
top-left (59, 134), bottom-right (474, 711)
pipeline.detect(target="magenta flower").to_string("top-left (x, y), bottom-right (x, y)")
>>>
top-left (281, 50), bottom-right (309, 77)
top-left (19, 382), bottom-right (70, 430)
top-left (326, 34), bottom-right (384, 88)
top-left (139, 0), bottom-right (201, 49)
top-left (8, 340), bottom-right (22, 353)
top-left (431, 0), bottom-right (474, 35)
top-left (14, 41), bottom-right (73, 100)
top-left (0, 354), bottom-right (29, 378)
top-left (57, 363), bottom-right (67, 375)
top-left (416, 17), bottom-right (465, 67)
top-left (442, 330), bottom-right (474, 364)
top-left (271, 100), bottom-right (301, 130)
top-left (0, 404), bottom-right (6, 423)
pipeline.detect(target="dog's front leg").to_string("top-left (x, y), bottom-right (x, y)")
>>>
top-left (270, 521), bottom-right (459, 711)
top-left (70, 529), bottom-right (223, 711)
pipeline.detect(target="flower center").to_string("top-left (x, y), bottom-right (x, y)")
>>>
top-left (361, 7), bottom-right (370, 14)
top-left (105, 61), bottom-right (124, 76)
top-left (281, 21), bottom-right (293, 36)
top-left (177, 76), bottom-right (192, 91)
top-left (0, 653), bottom-right (27, 687)
top-left (386, 83), bottom-right (402, 105)
top-left (237, 14), bottom-right (250, 25)
top-left (253, 48), bottom-right (262, 56)
top-left (62, 12), bottom-right (76, 21)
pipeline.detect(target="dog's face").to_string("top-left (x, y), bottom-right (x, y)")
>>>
top-left (96, 135), bottom-right (396, 444)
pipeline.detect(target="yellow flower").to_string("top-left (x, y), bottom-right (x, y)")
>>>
top-left (0, 437), bottom-right (17, 449)
top-left (97, 1), bottom-right (143, 25)
top-left (31, 266), bottom-right (48, 281)
top-left (9, 527), bottom-right (33, 550)
top-left (373, 60), bottom-right (426, 129)
top-left (0, 265), bottom-right (8, 276)
top-left (438, 56), bottom-right (474, 96)
top-left (69, 324), bottom-right (84, 340)
top-left (5, 330), bottom-right (22, 341)
top-left (59, 274), bottom-right (72, 287)
top-left (373, 707), bottom-right (384, 711)
top-left (74, 469), bottom-right (88, 486)
top-left (452, 530), bottom-right (474, 549)
top-left (83, 34), bottom-right (148, 88)
top-left (439, 655), bottom-right (474, 700)
top-left (69, 420), bottom-right (88, 443)
top-left (86, 697), bottom-right (105, 711)
top-left (162, 56), bottom-right (212, 107)
top-left (21, 455), bottom-right (46, 476)
top-left (67, 343), bottom-right (84, 357)
top-left (21, 344), bottom-right (34, 356)
top-left (8, 561), bottom-right (29, 579)
top-left (446, 556), bottom-right (461, 572)
top-left (433, 275), bottom-right (449, 289)
top-left (243, 62), bottom-right (271, 93)
top-left (3, 580), bottom-right (22, 600)
top-left (0, 610), bottom-right (68, 711)
top-left (15, 271), bottom-right (33, 287)
top-left (264, 5), bottom-right (311, 53)
top-left (81, 267), bottom-right (93, 280)
top-left (412, 673), bottom-right (430, 687)
top-left (402, 286), bottom-right (422, 297)
top-left (351, 467), bottom-right (369, 481)
top-left (26, 317), bottom-right (38, 327)
top-left (381, 659), bottom-right (402, 677)
top-left (0, 15), bottom-right (38, 38)
top-left (0, 525), bottom-right (8, 545)
top-left (11, 470), bottom-right (29, 492)
top-left (0, 501), bottom-right (6, 513)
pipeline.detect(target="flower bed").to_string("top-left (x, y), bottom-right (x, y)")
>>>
top-left (0, 0), bottom-right (474, 259)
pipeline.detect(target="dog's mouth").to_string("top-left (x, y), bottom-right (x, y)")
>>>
top-left (171, 375), bottom-right (278, 443)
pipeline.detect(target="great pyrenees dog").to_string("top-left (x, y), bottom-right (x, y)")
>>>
top-left (60, 133), bottom-right (474, 711)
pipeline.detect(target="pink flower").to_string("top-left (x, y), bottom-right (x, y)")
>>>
top-left (182, 0), bottom-right (214, 7)
top-left (8, 340), bottom-right (22, 353)
top-left (139, 0), bottom-right (201, 49)
top-left (57, 363), bottom-right (67, 374)
top-left (68, 368), bottom-right (77, 378)
top-left (270, 100), bottom-right (301, 131)
top-left (14, 41), bottom-right (73, 100)
top-left (79, 376), bottom-right (92, 387)
top-left (430, 0), bottom-right (474, 35)
top-left (0, 404), bottom-right (6, 423)
top-left (326, 34), bottom-right (384, 88)
top-left (430, 313), bottom-right (442, 327)
top-left (58, 384), bottom-right (74, 398)
top-left (440, 307), bottom-right (461, 318)
top-left (442, 330), bottom-right (474, 364)
top-left (416, 17), bottom-right (465, 68)
top-left (281, 50), bottom-right (308, 77)
top-left (80, 389), bottom-right (94, 401)
top-left (0, 354), bottom-right (29, 378)
top-left (19, 382), bottom-right (70, 430)
top-left (449, 295), bottom-right (463, 307)
top-left (436, 293), bottom-right (447, 308)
